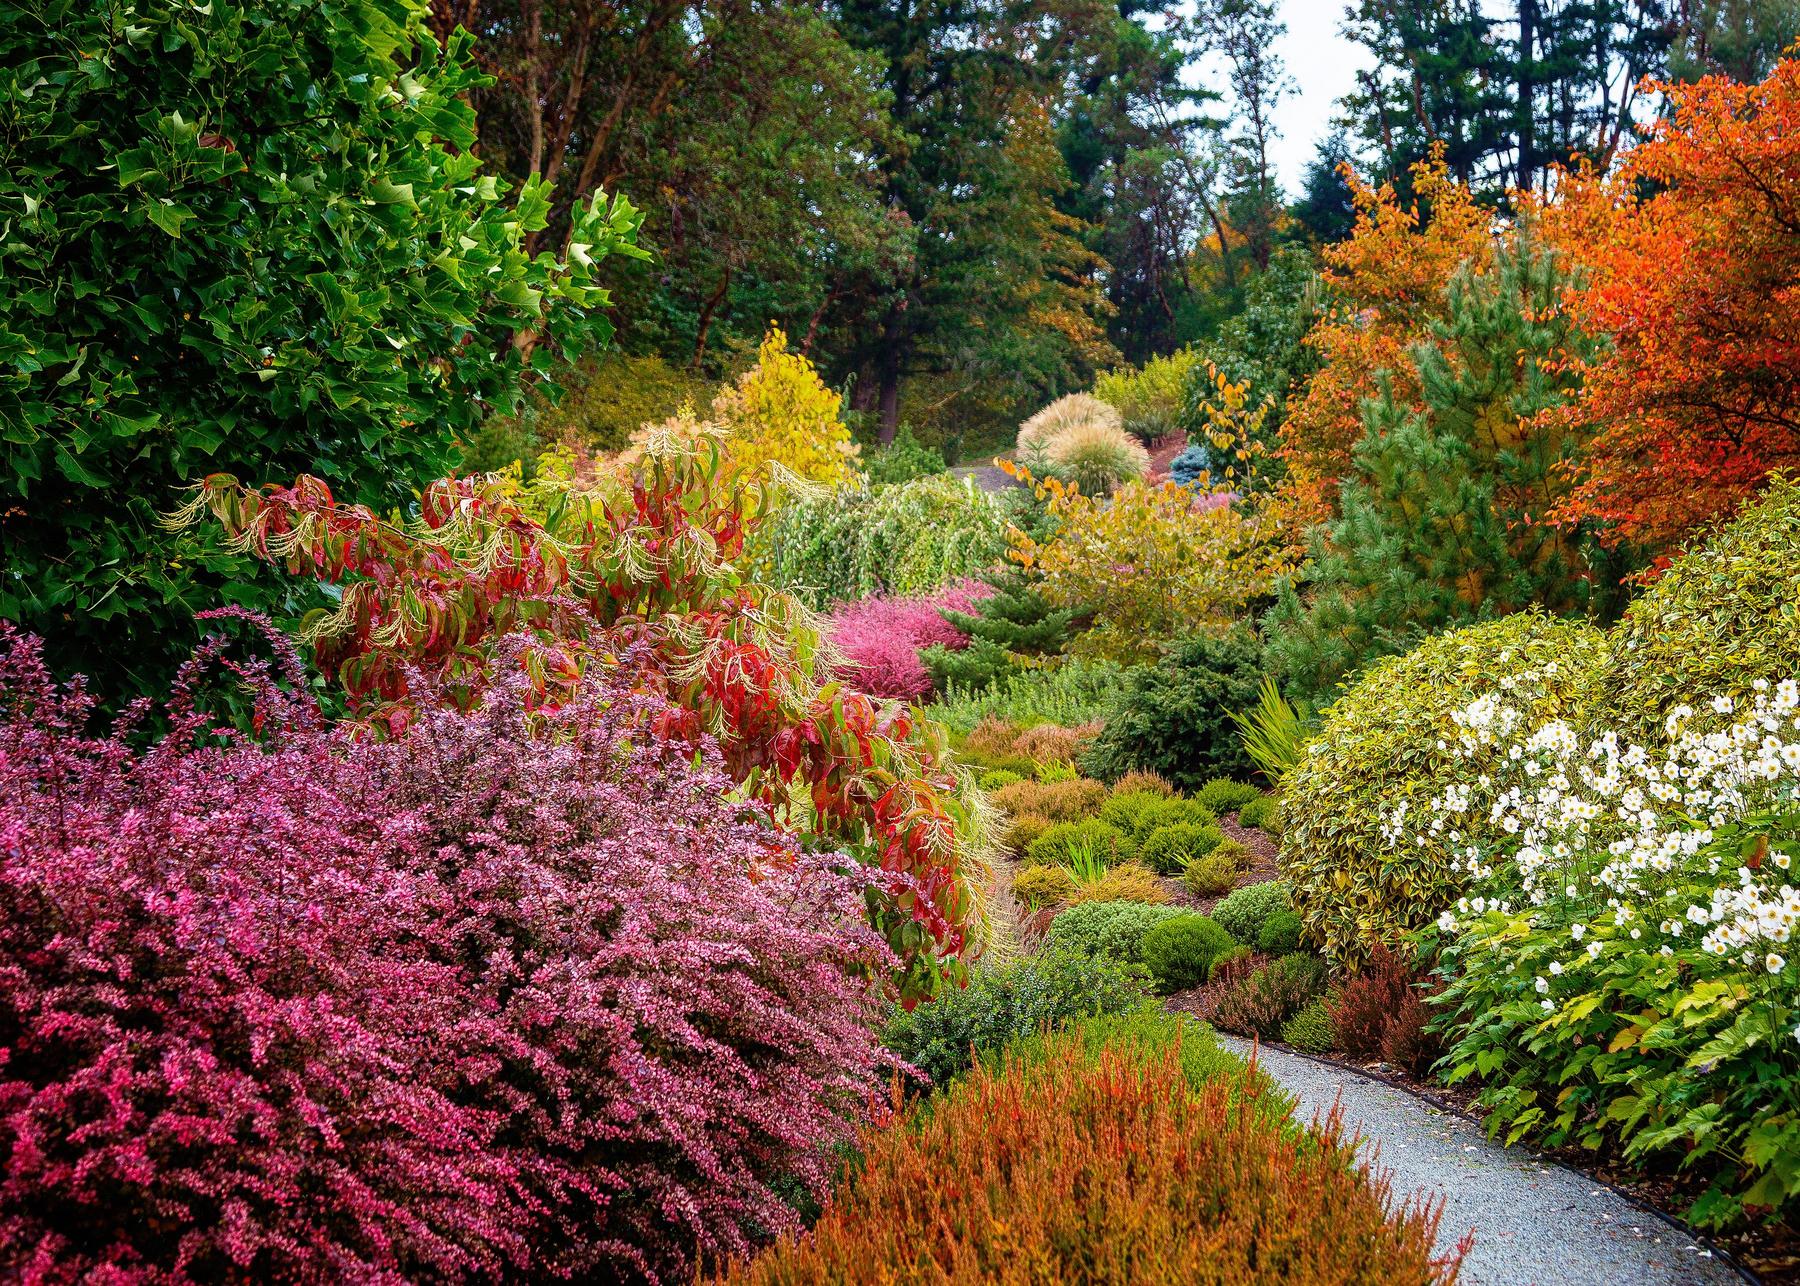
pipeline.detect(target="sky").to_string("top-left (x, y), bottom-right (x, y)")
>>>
top-left (1186, 0), bottom-right (1373, 196)
top-left (1267, 0), bottom-right (1370, 193)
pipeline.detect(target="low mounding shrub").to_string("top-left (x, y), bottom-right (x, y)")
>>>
top-left (928, 657), bottom-right (1134, 737)
top-left (1238, 793), bottom-right (1279, 831)
top-left (1002, 811), bottom-right (1054, 854)
top-left (1141, 914), bottom-right (1238, 994)
top-left (1112, 768), bottom-right (1176, 797)
top-left (1281, 999), bottom-right (1336, 1054)
top-left (727, 1020), bottom-right (1460, 1285)
top-left (862, 424), bottom-right (947, 486)
top-left (1329, 945), bottom-right (1440, 1077)
top-left (1065, 862), bottom-right (1170, 906)
top-left (1044, 418), bottom-right (1151, 495)
top-left (1016, 392), bottom-right (1125, 471)
top-left (1257, 909), bottom-right (1305, 956)
top-left (979, 767), bottom-right (1025, 791)
top-left (993, 777), bottom-right (1109, 824)
top-left (1209, 956), bottom-right (1330, 1042)
top-left (1281, 612), bottom-right (1605, 967)
top-left (880, 949), bottom-right (1150, 1086)
top-left (1094, 350), bottom-right (1201, 444)
top-left (1082, 633), bottom-right (1264, 790)
top-left (1196, 777), bottom-right (1262, 816)
top-left (1013, 720), bottom-right (1101, 764)
top-left (0, 630), bottom-right (889, 1283)
top-left (1592, 476), bottom-right (1800, 743)
top-left (1045, 900), bottom-right (1188, 965)
top-left (1213, 880), bottom-right (1292, 946)
top-left (1183, 841), bottom-right (1249, 897)
top-left (826, 579), bottom-right (990, 700)
top-left (1025, 818), bottom-right (1135, 867)
top-left (1013, 864), bottom-right (1075, 909)
top-left (1099, 790), bottom-right (1216, 843)
top-left (1140, 821), bottom-right (1227, 875)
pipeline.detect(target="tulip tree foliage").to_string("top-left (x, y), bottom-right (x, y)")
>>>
top-left (0, 0), bottom-right (643, 697)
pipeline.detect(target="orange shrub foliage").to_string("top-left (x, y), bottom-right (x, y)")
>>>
top-left (1278, 152), bottom-right (1491, 532)
top-left (1546, 57), bottom-right (1800, 551)
top-left (724, 1030), bottom-right (1464, 1285)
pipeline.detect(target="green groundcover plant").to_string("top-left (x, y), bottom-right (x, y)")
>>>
top-left (1414, 669), bottom-right (1800, 1229)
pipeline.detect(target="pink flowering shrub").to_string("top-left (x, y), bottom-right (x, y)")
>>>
top-left (827, 580), bottom-right (992, 700)
top-left (0, 626), bottom-right (890, 1284)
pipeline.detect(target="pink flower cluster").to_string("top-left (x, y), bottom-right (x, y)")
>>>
top-left (826, 579), bottom-right (992, 701)
top-left (0, 627), bottom-right (890, 1284)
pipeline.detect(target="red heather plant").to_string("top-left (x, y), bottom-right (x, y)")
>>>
top-left (1330, 944), bottom-right (1442, 1075)
top-left (171, 424), bottom-right (980, 1002)
top-left (0, 625), bottom-right (891, 1284)
top-left (826, 579), bottom-right (991, 701)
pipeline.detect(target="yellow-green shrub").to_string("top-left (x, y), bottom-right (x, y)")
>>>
top-left (1093, 348), bottom-right (1201, 443)
top-left (1025, 819), bottom-right (1134, 868)
top-left (711, 325), bottom-right (860, 487)
top-left (1280, 612), bottom-right (1606, 968)
top-left (1182, 847), bottom-right (1243, 897)
top-left (1065, 863), bottom-right (1169, 906)
top-left (1593, 475), bottom-right (1800, 741)
top-left (462, 351), bottom-right (710, 471)
top-left (1011, 475), bottom-right (1294, 664)
top-left (1002, 812), bottom-right (1053, 855)
top-left (1013, 864), bottom-right (1075, 909)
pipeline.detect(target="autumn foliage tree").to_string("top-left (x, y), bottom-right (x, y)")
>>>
top-left (1276, 151), bottom-right (1492, 535)
top-left (1548, 54), bottom-right (1800, 551)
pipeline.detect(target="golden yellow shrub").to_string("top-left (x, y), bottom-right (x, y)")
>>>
top-left (711, 325), bottom-right (861, 488)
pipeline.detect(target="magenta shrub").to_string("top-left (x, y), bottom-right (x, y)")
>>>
top-left (827, 580), bottom-right (991, 700)
top-left (0, 627), bottom-right (890, 1284)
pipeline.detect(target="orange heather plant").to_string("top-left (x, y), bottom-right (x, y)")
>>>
top-left (1546, 55), bottom-right (1800, 552)
top-left (722, 1024), bottom-right (1466, 1284)
top-left (171, 424), bottom-right (980, 1002)
top-left (1278, 151), bottom-right (1491, 533)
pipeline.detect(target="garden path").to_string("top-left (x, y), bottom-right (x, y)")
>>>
top-left (1214, 1035), bottom-right (1748, 1286)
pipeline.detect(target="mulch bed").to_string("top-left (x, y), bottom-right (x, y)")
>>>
top-left (1143, 430), bottom-right (1189, 481)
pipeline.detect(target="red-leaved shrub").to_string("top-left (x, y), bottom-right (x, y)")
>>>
top-left (0, 626), bottom-right (890, 1283)
top-left (1329, 944), bottom-right (1442, 1075)
top-left (826, 580), bottom-right (991, 700)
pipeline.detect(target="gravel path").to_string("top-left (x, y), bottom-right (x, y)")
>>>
top-left (1215, 1035), bottom-right (1746, 1286)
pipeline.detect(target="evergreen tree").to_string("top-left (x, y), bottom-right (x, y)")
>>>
top-left (923, 564), bottom-right (1079, 692)
top-left (1262, 231), bottom-right (1619, 699)
top-left (1293, 131), bottom-right (1357, 244)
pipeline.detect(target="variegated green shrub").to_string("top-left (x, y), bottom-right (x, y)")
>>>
top-left (1280, 612), bottom-right (1607, 968)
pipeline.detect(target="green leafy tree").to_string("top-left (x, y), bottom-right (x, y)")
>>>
top-left (1262, 231), bottom-right (1621, 700)
top-left (0, 0), bottom-right (642, 698)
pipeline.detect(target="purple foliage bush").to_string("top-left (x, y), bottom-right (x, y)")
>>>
top-left (0, 626), bottom-right (890, 1284)
top-left (827, 580), bottom-right (991, 700)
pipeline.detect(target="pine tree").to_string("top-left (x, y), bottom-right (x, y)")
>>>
top-left (1263, 230), bottom-right (1619, 698)
top-left (922, 565), bottom-right (1077, 692)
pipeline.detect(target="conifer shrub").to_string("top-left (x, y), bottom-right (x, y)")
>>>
top-left (727, 1023), bottom-right (1460, 1285)
top-left (1196, 777), bottom-right (1263, 816)
top-left (862, 424), bottom-right (946, 486)
top-left (1002, 812), bottom-right (1054, 854)
top-left (1025, 819), bottom-right (1135, 867)
top-left (1139, 820), bottom-right (1227, 875)
top-left (1212, 880), bottom-right (1293, 946)
top-left (1141, 914), bottom-right (1238, 993)
top-left (1082, 633), bottom-right (1264, 789)
top-left (1012, 864), bottom-right (1075, 910)
top-left (1099, 790), bottom-right (1217, 843)
top-left (1257, 909), bottom-right (1305, 956)
top-left (1044, 901), bottom-right (1188, 965)
top-left (1281, 612), bottom-right (1606, 967)
top-left (922, 565), bottom-right (1076, 690)
top-left (0, 630), bottom-right (889, 1283)
top-left (880, 949), bottom-right (1150, 1086)
top-left (1064, 862), bottom-right (1170, 906)
top-left (979, 768), bottom-right (1025, 790)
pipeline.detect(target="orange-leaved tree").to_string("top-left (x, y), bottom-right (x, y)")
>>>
top-left (1276, 150), bottom-right (1492, 535)
top-left (1547, 54), bottom-right (1800, 551)
top-left (172, 424), bottom-right (983, 1003)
